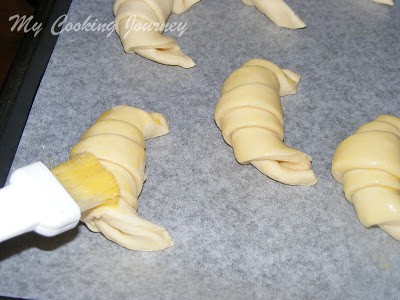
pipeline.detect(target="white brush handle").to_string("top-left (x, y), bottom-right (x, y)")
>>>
top-left (0, 184), bottom-right (40, 242)
top-left (0, 162), bottom-right (81, 243)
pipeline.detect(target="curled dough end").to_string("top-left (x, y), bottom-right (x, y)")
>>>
top-left (135, 48), bottom-right (196, 69)
top-left (82, 204), bottom-right (174, 251)
top-left (243, 59), bottom-right (301, 96)
top-left (373, 0), bottom-right (394, 5)
top-left (173, 0), bottom-right (201, 14)
top-left (242, 0), bottom-right (306, 29)
top-left (215, 59), bottom-right (317, 186)
top-left (252, 156), bottom-right (317, 186)
top-left (332, 115), bottom-right (400, 240)
top-left (381, 225), bottom-right (400, 240)
top-left (97, 105), bottom-right (170, 139)
top-left (114, 0), bottom-right (197, 67)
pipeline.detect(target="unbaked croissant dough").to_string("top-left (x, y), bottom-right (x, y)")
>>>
top-left (70, 105), bottom-right (173, 251)
top-left (114, 0), bottom-right (199, 68)
top-left (332, 115), bottom-right (400, 240)
top-left (214, 59), bottom-right (317, 186)
top-left (242, 0), bottom-right (306, 29)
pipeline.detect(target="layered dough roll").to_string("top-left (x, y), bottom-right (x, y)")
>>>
top-left (114, 0), bottom-right (199, 68)
top-left (70, 105), bottom-right (173, 251)
top-left (242, 0), bottom-right (306, 29)
top-left (214, 59), bottom-right (317, 186)
top-left (332, 115), bottom-right (400, 240)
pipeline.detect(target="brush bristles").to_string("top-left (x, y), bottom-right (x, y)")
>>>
top-left (52, 153), bottom-right (120, 212)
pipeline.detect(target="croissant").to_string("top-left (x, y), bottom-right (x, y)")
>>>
top-left (214, 59), bottom-right (317, 186)
top-left (242, 0), bottom-right (306, 29)
top-left (70, 105), bottom-right (173, 251)
top-left (113, 0), bottom-right (199, 68)
top-left (332, 115), bottom-right (400, 240)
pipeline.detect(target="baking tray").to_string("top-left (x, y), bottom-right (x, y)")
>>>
top-left (0, 0), bottom-right (73, 187)
top-left (1, 0), bottom-right (399, 298)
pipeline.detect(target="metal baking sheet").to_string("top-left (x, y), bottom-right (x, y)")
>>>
top-left (1, 0), bottom-right (399, 298)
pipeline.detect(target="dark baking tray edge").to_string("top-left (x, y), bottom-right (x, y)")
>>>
top-left (0, 0), bottom-right (73, 187)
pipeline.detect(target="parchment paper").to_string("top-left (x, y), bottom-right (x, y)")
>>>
top-left (1, 0), bottom-right (400, 298)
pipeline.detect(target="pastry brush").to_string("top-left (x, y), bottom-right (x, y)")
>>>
top-left (0, 152), bottom-right (119, 242)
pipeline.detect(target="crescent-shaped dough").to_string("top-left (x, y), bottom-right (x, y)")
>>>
top-left (214, 58), bottom-right (317, 186)
top-left (71, 105), bottom-right (173, 251)
top-left (114, 0), bottom-right (199, 68)
top-left (332, 115), bottom-right (400, 240)
top-left (242, 0), bottom-right (306, 29)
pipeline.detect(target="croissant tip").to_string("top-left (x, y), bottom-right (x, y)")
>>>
top-left (285, 177), bottom-right (318, 186)
top-left (142, 232), bottom-right (174, 251)
top-left (181, 59), bottom-right (196, 68)
top-left (373, 0), bottom-right (394, 5)
top-left (280, 21), bottom-right (306, 30)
